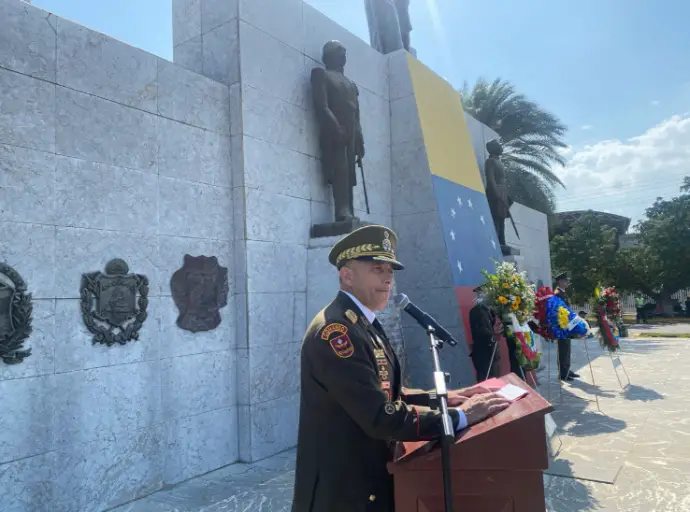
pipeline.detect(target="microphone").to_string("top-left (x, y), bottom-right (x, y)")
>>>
top-left (394, 293), bottom-right (457, 346)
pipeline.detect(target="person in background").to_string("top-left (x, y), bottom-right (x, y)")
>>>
top-left (635, 293), bottom-right (647, 324)
top-left (469, 284), bottom-right (500, 381)
top-left (554, 272), bottom-right (579, 381)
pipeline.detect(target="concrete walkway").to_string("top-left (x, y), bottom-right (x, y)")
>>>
top-left (113, 323), bottom-right (690, 511)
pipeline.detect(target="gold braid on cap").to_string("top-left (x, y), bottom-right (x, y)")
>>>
top-left (336, 244), bottom-right (395, 266)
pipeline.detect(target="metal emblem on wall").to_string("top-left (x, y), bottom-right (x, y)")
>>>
top-left (80, 258), bottom-right (149, 346)
top-left (0, 262), bottom-right (33, 364)
top-left (170, 255), bottom-right (229, 333)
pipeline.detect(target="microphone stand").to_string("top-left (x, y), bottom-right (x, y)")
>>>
top-left (426, 325), bottom-right (456, 512)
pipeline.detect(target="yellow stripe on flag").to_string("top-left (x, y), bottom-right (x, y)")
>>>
top-left (406, 54), bottom-right (485, 193)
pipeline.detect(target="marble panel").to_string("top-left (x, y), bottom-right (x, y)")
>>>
top-left (55, 87), bottom-right (157, 173)
top-left (226, 134), bottom-right (242, 190)
top-left (308, 156), bottom-right (332, 205)
top-left (393, 211), bottom-right (452, 290)
top-left (244, 292), bottom-right (300, 349)
top-left (202, 20), bottom-right (239, 86)
top-left (388, 50), bottom-right (413, 101)
top-left (239, 393), bottom-right (299, 462)
top-left (229, 82), bottom-right (242, 137)
top-left (302, 3), bottom-right (387, 99)
top-left (55, 156), bottom-right (159, 235)
top-left (56, 18), bottom-right (158, 113)
top-left (164, 406), bottom-right (239, 485)
top-left (0, 451), bottom-right (55, 512)
top-left (353, 178), bottom-right (391, 217)
top-left (161, 349), bottom-right (235, 421)
top-left (246, 342), bottom-right (301, 404)
top-left (0, 67), bottom-right (55, 153)
top-left (398, 286), bottom-right (462, 330)
top-left (390, 95), bottom-right (422, 145)
top-left (53, 359), bottom-right (162, 447)
top-left (233, 238), bottom-right (247, 295)
top-left (0, 144), bottom-right (56, 225)
top-left (245, 241), bottom-right (307, 293)
top-left (53, 297), bottom-right (161, 373)
top-left (0, 0), bottom-right (57, 81)
top-left (158, 59), bottom-right (231, 135)
top-left (172, 0), bottom-right (201, 46)
top-left (391, 141), bottom-right (435, 216)
top-left (243, 136), bottom-right (310, 200)
top-left (0, 374), bottom-right (54, 464)
top-left (305, 246), bottom-right (338, 322)
top-left (52, 426), bottom-right (163, 512)
top-left (241, 84), bottom-right (310, 155)
top-left (160, 292), bottom-right (234, 359)
top-left (239, 21), bottom-right (307, 108)
top-left (239, 0), bottom-right (303, 51)
top-left (159, 177), bottom-right (233, 240)
top-left (158, 117), bottom-right (232, 186)
top-left (53, 226), bottom-right (158, 299)
top-left (173, 35), bottom-right (203, 74)
top-left (359, 87), bottom-right (390, 147)
top-left (0, 221), bottom-right (56, 299)
top-left (244, 188), bottom-right (310, 245)
top-left (202, 0), bottom-right (238, 33)
top-left (0, 298), bottom-right (55, 381)
top-left (293, 291), bottom-right (307, 341)
top-left (310, 198), bottom-right (334, 227)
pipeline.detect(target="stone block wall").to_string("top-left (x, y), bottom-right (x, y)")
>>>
top-left (0, 1), bottom-right (237, 510)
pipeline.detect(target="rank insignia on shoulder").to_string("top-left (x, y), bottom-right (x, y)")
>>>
top-left (345, 309), bottom-right (358, 324)
top-left (384, 403), bottom-right (396, 415)
top-left (321, 323), bottom-right (354, 359)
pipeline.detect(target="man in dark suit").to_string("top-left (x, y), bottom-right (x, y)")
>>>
top-left (292, 225), bottom-right (510, 512)
top-left (554, 272), bottom-right (579, 381)
top-left (469, 284), bottom-right (500, 381)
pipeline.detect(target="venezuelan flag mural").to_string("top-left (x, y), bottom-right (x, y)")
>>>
top-left (406, 55), bottom-right (503, 348)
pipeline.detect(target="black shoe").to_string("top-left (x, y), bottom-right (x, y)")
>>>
top-left (569, 372), bottom-right (580, 378)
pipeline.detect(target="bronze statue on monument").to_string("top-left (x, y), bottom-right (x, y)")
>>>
top-left (364, 0), bottom-right (413, 54)
top-left (310, 41), bottom-right (369, 238)
top-left (485, 139), bottom-right (520, 255)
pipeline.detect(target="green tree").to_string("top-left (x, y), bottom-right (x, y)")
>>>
top-left (461, 78), bottom-right (568, 213)
top-left (550, 212), bottom-right (618, 303)
top-left (614, 177), bottom-right (690, 303)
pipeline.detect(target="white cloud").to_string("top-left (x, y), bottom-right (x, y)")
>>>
top-left (651, 100), bottom-right (660, 106)
top-left (555, 114), bottom-right (690, 226)
top-left (581, 124), bottom-right (593, 130)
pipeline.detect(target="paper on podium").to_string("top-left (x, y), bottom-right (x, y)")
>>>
top-left (478, 378), bottom-right (528, 402)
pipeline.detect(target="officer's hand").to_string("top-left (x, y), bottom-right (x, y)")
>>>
top-left (459, 393), bottom-right (510, 426)
top-left (446, 385), bottom-right (490, 406)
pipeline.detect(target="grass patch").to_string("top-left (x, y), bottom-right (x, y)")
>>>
top-left (633, 332), bottom-right (690, 338)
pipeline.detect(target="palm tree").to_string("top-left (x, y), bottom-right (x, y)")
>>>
top-left (461, 78), bottom-right (568, 213)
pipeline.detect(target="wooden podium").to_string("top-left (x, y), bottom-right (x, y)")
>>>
top-left (388, 374), bottom-right (553, 512)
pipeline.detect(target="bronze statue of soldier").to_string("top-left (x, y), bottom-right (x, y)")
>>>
top-left (311, 41), bottom-right (365, 231)
top-left (484, 139), bottom-right (512, 253)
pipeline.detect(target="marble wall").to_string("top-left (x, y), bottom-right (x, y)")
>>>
top-left (0, 1), bottom-right (237, 510)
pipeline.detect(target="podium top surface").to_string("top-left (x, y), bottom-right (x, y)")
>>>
top-left (389, 374), bottom-right (553, 471)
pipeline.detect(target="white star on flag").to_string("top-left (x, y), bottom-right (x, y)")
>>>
top-left (450, 230), bottom-right (455, 241)
top-left (468, 199), bottom-right (473, 209)
top-left (457, 260), bottom-right (463, 273)
top-left (490, 239), bottom-right (496, 250)
top-left (450, 208), bottom-right (456, 218)
top-left (457, 197), bottom-right (463, 207)
top-left (480, 215), bottom-right (485, 225)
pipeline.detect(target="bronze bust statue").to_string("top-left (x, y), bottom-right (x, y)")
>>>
top-left (485, 139), bottom-right (512, 251)
top-left (311, 41), bottom-right (365, 226)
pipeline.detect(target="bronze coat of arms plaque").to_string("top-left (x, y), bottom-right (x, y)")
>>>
top-left (170, 255), bottom-right (229, 333)
top-left (80, 258), bottom-right (149, 346)
top-left (0, 262), bottom-right (33, 364)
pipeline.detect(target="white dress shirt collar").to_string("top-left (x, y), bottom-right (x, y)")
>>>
top-left (342, 291), bottom-right (376, 324)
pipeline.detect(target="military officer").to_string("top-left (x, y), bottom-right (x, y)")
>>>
top-left (554, 271), bottom-right (579, 381)
top-left (291, 225), bottom-right (510, 512)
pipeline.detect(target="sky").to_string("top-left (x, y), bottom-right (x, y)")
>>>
top-left (31, 0), bottom-right (690, 227)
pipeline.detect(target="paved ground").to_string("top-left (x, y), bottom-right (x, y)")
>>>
top-left (113, 323), bottom-right (690, 512)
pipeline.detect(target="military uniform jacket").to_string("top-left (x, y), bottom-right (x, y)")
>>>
top-left (555, 287), bottom-right (570, 306)
top-left (291, 292), bottom-right (461, 512)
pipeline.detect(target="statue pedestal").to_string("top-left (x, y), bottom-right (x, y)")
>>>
top-left (502, 245), bottom-right (525, 271)
top-left (310, 218), bottom-right (369, 238)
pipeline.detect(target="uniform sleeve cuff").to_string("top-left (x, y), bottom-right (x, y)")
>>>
top-left (455, 409), bottom-right (468, 431)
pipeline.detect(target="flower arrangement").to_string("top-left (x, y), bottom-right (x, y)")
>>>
top-left (480, 262), bottom-right (540, 371)
top-left (481, 262), bottom-right (536, 324)
top-left (591, 287), bottom-right (622, 352)
top-left (532, 286), bottom-right (588, 340)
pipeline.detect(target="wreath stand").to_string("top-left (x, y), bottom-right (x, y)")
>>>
top-left (609, 349), bottom-right (631, 390)
top-left (549, 337), bottom-right (602, 413)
